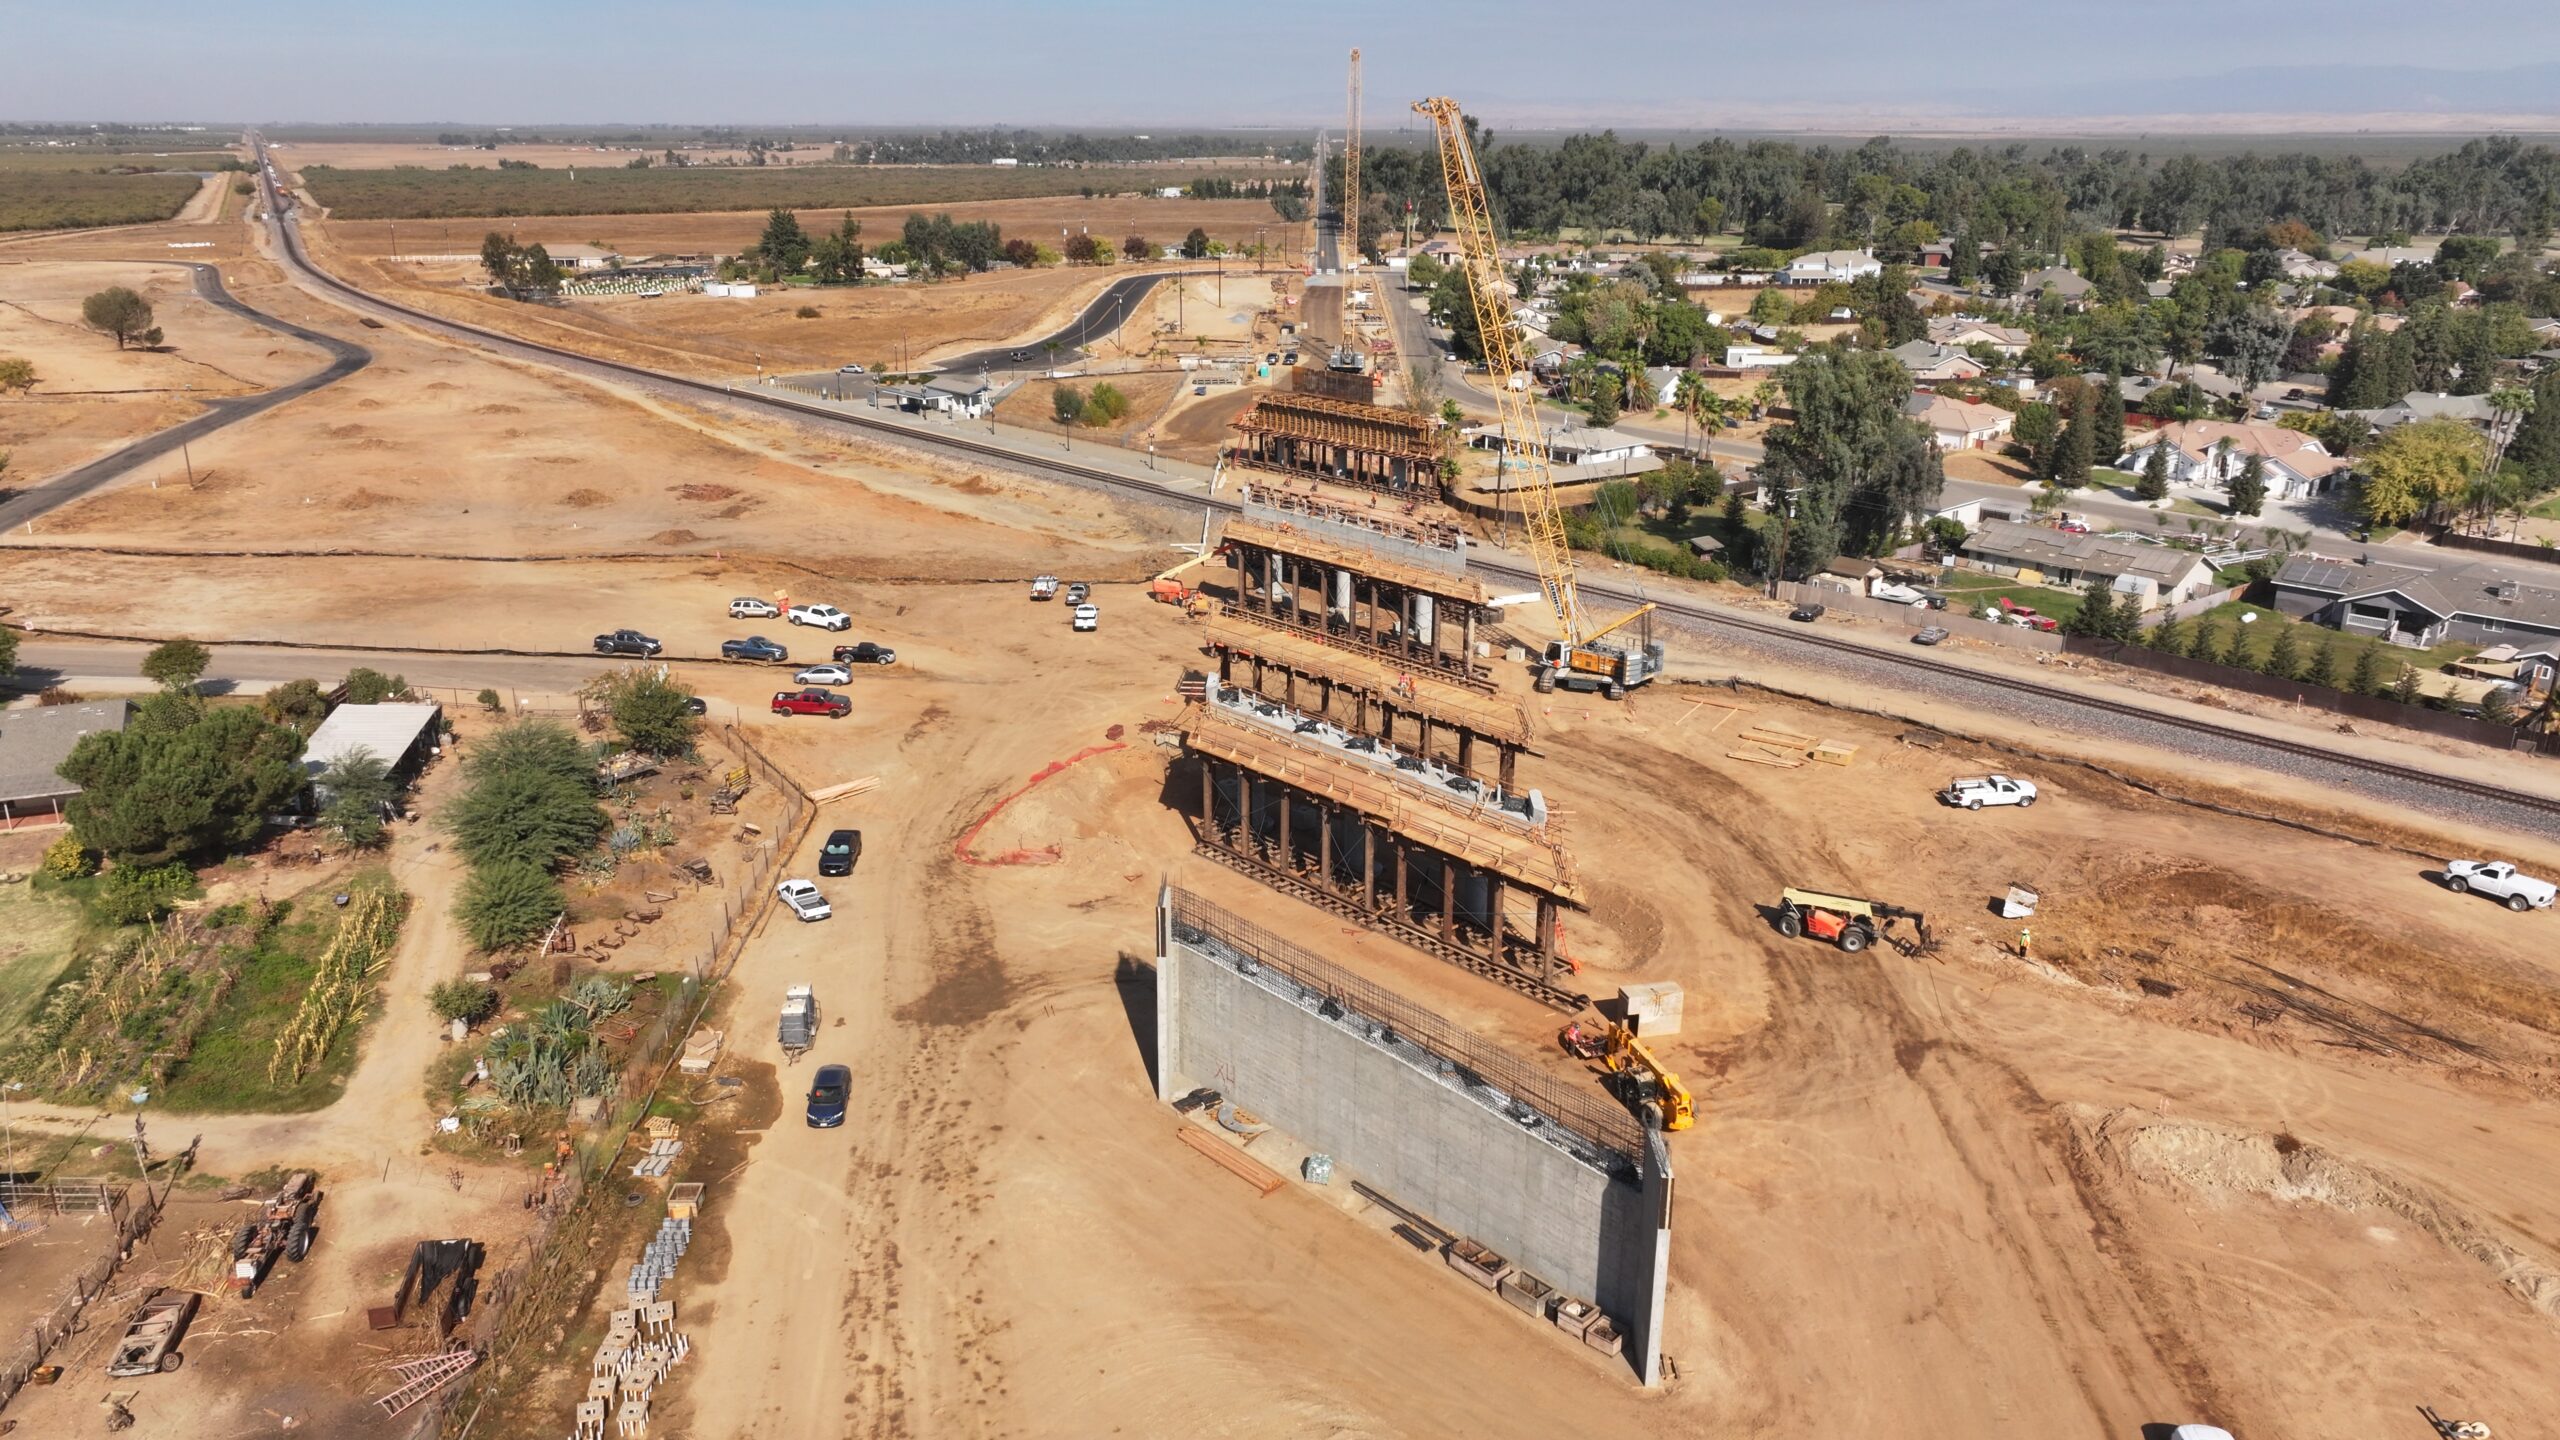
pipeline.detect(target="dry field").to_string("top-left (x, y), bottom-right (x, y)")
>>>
top-left (0, 258), bottom-right (329, 484)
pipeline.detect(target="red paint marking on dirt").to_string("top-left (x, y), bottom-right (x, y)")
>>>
top-left (952, 743), bottom-right (1130, 866)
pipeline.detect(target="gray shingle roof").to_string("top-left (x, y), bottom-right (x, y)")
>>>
top-left (1962, 520), bottom-right (2213, 586)
top-left (2275, 552), bottom-right (2560, 633)
top-left (0, 700), bottom-right (132, 806)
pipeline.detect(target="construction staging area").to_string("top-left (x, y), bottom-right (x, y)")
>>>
top-left (5, 110), bottom-right (2560, 1440)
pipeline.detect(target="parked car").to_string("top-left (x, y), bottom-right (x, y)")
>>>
top-left (775, 878), bottom-right (832, 922)
top-left (837, 362), bottom-right (867, 375)
top-left (1030, 575), bottom-right (1060, 601)
top-left (817, 827), bottom-right (863, 877)
top-left (730, 597), bottom-right (780, 619)
top-left (771, 688), bottom-right (851, 717)
top-left (1941, 775), bottom-right (2038, 810)
top-left (1064, 581), bottom-right (1091, 606)
top-left (594, 629), bottom-right (661, 657)
top-left (1072, 603), bottom-right (1100, 632)
top-left (833, 642), bottom-right (896, 666)
top-left (1913, 625), bottom-right (1950, 646)
top-left (794, 663), bottom-right (854, 686)
top-left (2443, 860), bottom-right (2556, 912)
top-left (787, 603), bottom-right (851, 631)
top-left (1788, 603), bottom-right (1825, 622)
top-left (805, 1063), bottom-right (851, 1128)
top-left (723, 636), bottom-right (788, 662)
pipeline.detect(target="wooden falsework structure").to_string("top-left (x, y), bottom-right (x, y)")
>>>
top-left (1220, 517), bottom-right (1492, 688)
top-left (1177, 702), bottom-right (1586, 1009)
top-left (1228, 387), bottom-right (1446, 498)
top-left (1202, 620), bottom-right (1535, 788)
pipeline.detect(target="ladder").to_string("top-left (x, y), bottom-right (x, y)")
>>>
top-left (374, 1348), bottom-right (478, 1416)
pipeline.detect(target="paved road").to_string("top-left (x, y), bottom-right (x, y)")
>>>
top-left (932, 270), bottom-right (1187, 376)
top-left (10, 640), bottom-right (622, 695)
top-left (0, 263), bottom-right (371, 531)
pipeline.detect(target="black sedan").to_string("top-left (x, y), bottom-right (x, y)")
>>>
top-left (832, 642), bottom-right (897, 667)
top-left (805, 1064), bottom-right (851, 1128)
top-left (1788, 603), bottom-right (1826, 623)
top-left (722, 635), bottom-right (789, 662)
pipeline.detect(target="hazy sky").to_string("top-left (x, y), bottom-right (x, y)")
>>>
top-left (13, 0), bottom-right (2560, 126)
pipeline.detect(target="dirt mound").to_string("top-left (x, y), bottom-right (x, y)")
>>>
top-left (354, 398), bottom-right (384, 410)
top-left (672, 483), bottom-right (740, 502)
top-left (473, 403), bottom-right (522, 416)
top-left (530, 455), bottom-right (579, 466)
top-left (650, 529), bottom-right (704, 546)
top-left (338, 488), bottom-right (404, 511)
top-left (2068, 1104), bottom-right (2560, 1322)
top-left (713, 500), bottom-right (760, 520)
top-left (423, 380), bottom-right (461, 392)
top-left (559, 488), bottom-right (612, 509)
top-left (322, 423), bottom-right (371, 439)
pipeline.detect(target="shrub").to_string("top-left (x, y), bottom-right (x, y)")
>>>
top-left (1084, 382), bottom-right (1131, 425)
top-left (0, 356), bottom-right (36, 392)
top-left (477, 688), bottom-right (504, 713)
top-left (94, 861), bottom-right (196, 925)
top-left (41, 834), bottom-right (93, 879)
top-left (319, 748), bottom-right (396, 847)
top-left (140, 638), bottom-right (210, 692)
top-left (261, 678), bottom-right (330, 733)
top-left (445, 757), bottom-right (604, 870)
top-left (795, 304), bottom-right (820, 318)
top-left (587, 667), bottom-right (697, 757)
top-left (456, 859), bottom-right (563, 951)
top-left (429, 979), bottom-right (500, 1025)
top-left (343, 667), bottom-right (409, 704)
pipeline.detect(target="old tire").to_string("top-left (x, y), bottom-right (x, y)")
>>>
top-left (231, 1225), bottom-right (257, 1260)
top-left (160, 1352), bottom-right (184, 1374)
top-left (1838, 927), bottom-right (1870, 954)
top-left (2447, 876), bottom-right (2469, 894)
top-left (2510, 893), bottom-right (2532, 913)
top-left (1775, 908), bottom-right (1802, 940)
top-left (289, 1225), bottom-right (314, 1262)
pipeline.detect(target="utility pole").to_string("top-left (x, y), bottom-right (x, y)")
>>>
top-left (1766, 486), bottom-right (1804, 599)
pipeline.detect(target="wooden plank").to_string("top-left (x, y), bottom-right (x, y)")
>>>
top-left (1738, 726), bottom-right (1814, 749)
top-left (1177, 1127), bottom-right (1288, 1196)
top-left (1726, 748), bottom-right (1806, 769)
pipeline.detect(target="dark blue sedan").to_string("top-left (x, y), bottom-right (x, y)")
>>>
top-left (805, 1064), bottom-right (850, 1128)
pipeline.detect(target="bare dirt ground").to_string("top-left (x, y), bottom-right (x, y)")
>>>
top-left (0, 258), bottom-right (328, 484)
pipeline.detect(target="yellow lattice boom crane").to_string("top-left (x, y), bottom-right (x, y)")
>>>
top-left (1414, 95), bottom-right (1661, 700)
top-left (1343, 48), bottom-right (1362, 272)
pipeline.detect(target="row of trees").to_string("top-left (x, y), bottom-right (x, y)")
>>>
top-left (1348, 131), bottom-right (2560, 253)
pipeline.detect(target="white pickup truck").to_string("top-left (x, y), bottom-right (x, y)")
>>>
top-left (2443, 860), bottom-right (2556, 913)
top-left (1940, 775), bottom-right (2039, 810)
top-left (1030, 575), bottom-right (1060, 601)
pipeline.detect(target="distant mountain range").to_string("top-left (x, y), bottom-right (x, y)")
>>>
top-left (1992, 61), bottom-right (2560, 116)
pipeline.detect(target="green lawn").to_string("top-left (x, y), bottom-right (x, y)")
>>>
top-left (2530, 494), bottom-right (2560, 522)
top-left (1934, 574), bottom-right (2086, 626)
top-left (153, 870), bottom-right (405, 1114)
top-left (2173, 599), bottom-right (2476, 676)
top-left (0, 877), bottom-right (92, 1036)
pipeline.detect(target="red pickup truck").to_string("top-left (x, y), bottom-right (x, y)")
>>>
top-left (771, 689), bottom-right (851, 718)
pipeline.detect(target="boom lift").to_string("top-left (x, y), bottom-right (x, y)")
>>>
top-left (1561, 1020), bottom-right (1696, 1132)
top-left (1773, 888), bottom-right (1935, 956)
top-left (1414, 95), bottom-right (1663, 700)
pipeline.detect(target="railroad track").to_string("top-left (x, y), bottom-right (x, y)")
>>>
top-left (256, 153), bottom-right (2560, 837)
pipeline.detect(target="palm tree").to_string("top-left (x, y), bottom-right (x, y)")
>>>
top-left (2486, 383), bottom-right (2535, 475)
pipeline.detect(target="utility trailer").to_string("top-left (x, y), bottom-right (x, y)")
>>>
top-left (106, 1289), bottom-right (200, 1376)
top-left (228, 1172), bottom-right (322, 1298)
top-left (779, 985), bottom-right (818, 1061)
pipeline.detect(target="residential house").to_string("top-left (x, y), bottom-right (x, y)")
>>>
top-left (1785, 248), bottom-right (1883, 285)
top-left (1887, 340), bottom-right (1986, 385)
top-left (2020, 267), bottom-right (2095, 306)
top-left (2272, 248), bottom-right (2340, 281)
top-left (0, 700), bottom-right (131, 825)
top-left (540, 243), bottom-right (622, 271)
top-left (1906, 393), bottom-right (2016, 451)
top-left (1644, 366), bottom-right (1687, 408)
top-left (2344, 390), bottom-right (2499, 435)
top-left (880, 375), bottom-right (997, 417)
top-left (2116, 420), bottom-right (2349, 500)
top-left (1958, 520), bottom-right (2220, 612)
top-left (2343, 245), bottom-right (2434, 269)
top-left (1926, 316), bottom-right (2030, 357)
top-left (2272, 553), bottom-right (2560, 650)
top-left (2526, 316), bottom-right (2560, 345)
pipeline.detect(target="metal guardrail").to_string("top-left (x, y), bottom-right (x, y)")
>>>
top-left (1165, 887), bottom-right (1642, 1164)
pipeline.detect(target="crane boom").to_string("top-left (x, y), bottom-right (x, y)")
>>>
top-left (1415, 96), bottom-right (1662, 700)
top-left (1343, 49), bottom-right (1362, 271)
top-left (1414, 96), bottom-right (1581, 639)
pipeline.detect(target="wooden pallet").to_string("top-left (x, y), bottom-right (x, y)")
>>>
top-left (1726, 746), bottom-right (1805, 769)
top-left (1177, 1127), bottom-right (1287, 1197)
